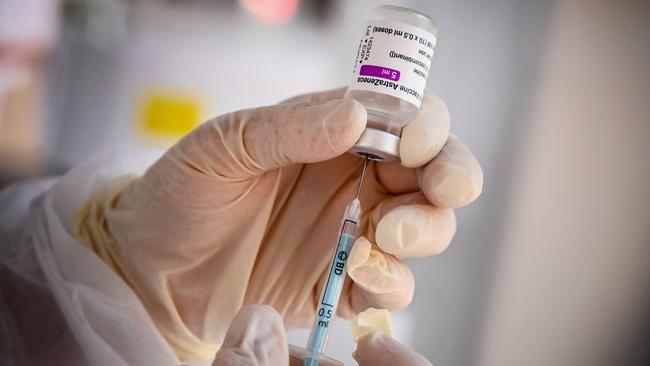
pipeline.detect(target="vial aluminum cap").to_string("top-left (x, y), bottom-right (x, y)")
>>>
top-left (349, 128), bottom-right (400, 161)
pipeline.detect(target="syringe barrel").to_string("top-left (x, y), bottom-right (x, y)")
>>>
top-left (306, 217), bottom-right (360, 356)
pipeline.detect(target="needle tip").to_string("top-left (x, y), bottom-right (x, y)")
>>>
top-left (355, 154), bottom-right (369, 200)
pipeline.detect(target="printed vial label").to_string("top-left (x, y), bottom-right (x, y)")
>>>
top-left (349, 20), bottom-right (436, 108)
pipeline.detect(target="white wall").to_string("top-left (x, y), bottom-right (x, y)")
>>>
top-left (477, 1), bottom-right (650, 365)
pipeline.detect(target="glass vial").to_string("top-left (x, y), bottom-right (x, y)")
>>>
top-left (346, 5), bottom-right (438, 161)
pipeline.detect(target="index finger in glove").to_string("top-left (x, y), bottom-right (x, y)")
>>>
top-left (212, 305), bottom-right (288, 366)
top-left (354, 332), bottom-right (433, 366)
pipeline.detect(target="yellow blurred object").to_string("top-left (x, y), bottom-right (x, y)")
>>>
top-left (139, 91), bottom-right (202, 139)
top-left (0, 63), bottom-right (44, 186)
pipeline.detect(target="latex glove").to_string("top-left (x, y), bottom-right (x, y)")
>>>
top-left (212, 305), bottom-right (431, 366)
top-left (75, 88), bottom-right (483, 360)
top-left (212, 305), bottom-right (288, 366)
top-left (354, 332), bottom-right (433, 366)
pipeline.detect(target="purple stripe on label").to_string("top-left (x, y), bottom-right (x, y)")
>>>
top-left (360, 65), bottom-right (400, 81)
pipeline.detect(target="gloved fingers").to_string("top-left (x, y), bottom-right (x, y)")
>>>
top-left (376, 134), bottom-right (483, 210)
top-left (364, 192), bottom-right (456, 258)
top-left (363, 192), bottom-right (430, 243)
top-left (212, 305), bottom-right (288, 366)
top-left (417, 133), bottom-right (484, 208)
top-left (353, 332), bottom-right (433, 366)
top-left (180, 95), bottom-right (367, 179)
top-left (280, 87), bottom-right (347, 104)
top-left (346, 237), bottom-right (415, 313)
top-left (400, 94), bottom-right (451, 168)
top-left (373, 200), bottom-right (456, 258)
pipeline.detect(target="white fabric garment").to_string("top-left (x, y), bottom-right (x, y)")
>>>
top-left (0, 149), bottom-right (206, 366)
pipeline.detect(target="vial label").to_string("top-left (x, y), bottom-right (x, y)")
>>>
top-left (349, 20), bottom-right (436, 108)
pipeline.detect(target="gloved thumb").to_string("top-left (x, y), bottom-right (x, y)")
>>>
top-left (212, 305), bottom-right (289, 366)
top-left (353, 332), bottom-right (433, 366)
top-left (172, 97), bottom-right (367, 179)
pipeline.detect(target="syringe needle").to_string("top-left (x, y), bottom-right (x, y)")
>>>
top-left (355, 155), bottom-right (370, 201)
top-left (304, 156), bottom-right (369, 365)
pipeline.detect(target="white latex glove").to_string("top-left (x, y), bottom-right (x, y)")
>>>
top-left (212, 305), bottom-right (288, 366)
top-left (74, 87), bottom-right (483, 360)
top-left (213, 305), bottom-right (432, 366)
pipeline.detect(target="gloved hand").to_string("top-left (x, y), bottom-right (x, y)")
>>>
top-left (75, 87), bottom-right (483, 360)
top-left (212, 304), bottom-right (432, 366)
top-left (212, 305), bottom-right (288, 365)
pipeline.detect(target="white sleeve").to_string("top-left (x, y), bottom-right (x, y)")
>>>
top-left (0, 148), bottom-right (198, 366)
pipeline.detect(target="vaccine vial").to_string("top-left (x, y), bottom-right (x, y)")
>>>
top-left (347, 5), bottom-right (438, 161)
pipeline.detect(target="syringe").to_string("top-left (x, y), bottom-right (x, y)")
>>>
top-left (304, 156), bottom-right (370, 366)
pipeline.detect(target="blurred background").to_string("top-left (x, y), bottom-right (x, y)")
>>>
top-left (1, 0), bottom-right (648, 365)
